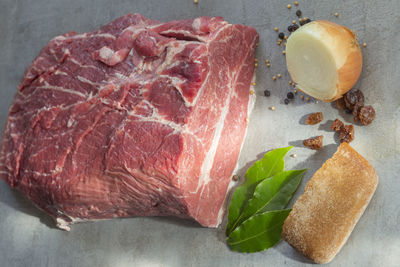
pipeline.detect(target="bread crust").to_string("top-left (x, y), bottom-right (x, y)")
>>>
top-left (282, 143), bottom-right (378, 263)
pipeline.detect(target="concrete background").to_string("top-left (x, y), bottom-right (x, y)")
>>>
top-left (0, 0), bottom-right (399, 266)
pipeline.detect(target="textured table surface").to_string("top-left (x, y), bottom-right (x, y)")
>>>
top-left (0, 0), bottom-right (399, 266)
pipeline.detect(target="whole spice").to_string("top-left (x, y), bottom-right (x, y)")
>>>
top-left (352, 102), bottom-right (363, 122)
top-left (344, 89), bottom-right (364, 110)
top-left (279, 32), bottom-right (285, 39)
top-left (334, 12), bottom-right (339, 17)
top-left (303, 136), bottom-right (323, 150)
top-left (358, 105), bottom-right (375, 125)
top-left (331, 119), bottom-right (355, 143)
top-left (284, 98), bottom-right (290, 105)
top-left (294, 1), bottom-right (299, 6)
top-left (331, 119), bottom-right (344, 131)
top-left (339, 125), bottom-right (354, 143)
top-left (305, 112), bottom-right (324, 125)
top-left (274, 27), bottom-right (279, 32)
top-left (296, 10), bottom-right (302, 17)
top-left (232, 174), bottom-right (239, 181)
top-left (287, 92), bottom-right (294, 99)
top-left (287, 4), bottom-right (292, 9)
top-left (264, 90), bottom-right (271, 97)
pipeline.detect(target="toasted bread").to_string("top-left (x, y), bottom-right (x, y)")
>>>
top-left (282, 143), bottom-right (378, 263)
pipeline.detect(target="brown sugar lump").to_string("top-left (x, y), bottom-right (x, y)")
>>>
top-left (282, 143), bottom-right (378, 264)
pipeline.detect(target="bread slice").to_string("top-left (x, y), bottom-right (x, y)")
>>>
top-left (282, 143), bottom-right (378, 263)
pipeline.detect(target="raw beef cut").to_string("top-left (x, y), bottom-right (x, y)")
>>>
top-left (0, 14), bottom-right (258, 230)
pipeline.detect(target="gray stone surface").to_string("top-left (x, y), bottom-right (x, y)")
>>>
top-left (0, 0), bottom-right (399, 266)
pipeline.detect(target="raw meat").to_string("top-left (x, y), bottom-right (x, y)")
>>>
top-left (0, 14), bottom-right (258, 230)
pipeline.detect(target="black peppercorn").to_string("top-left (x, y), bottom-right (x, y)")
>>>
top-left (284, 98), bottom-right (290, 105)
top-left (287, 92), bottom-right (294, 99)
top-left (292, 24), bottom-right (299, 31)
top-left (299, 20), bottom-right (305, 26)
top-left (264, 90), bottom-right (271, 97)
top-left (296, 10), bottom-right (302, 17)
top-left (288, 25), bottom-right (294, 32)
top-left (304, 18), bottom-right (312, 24)
top-left (278, 32), bottom-right (285, 39)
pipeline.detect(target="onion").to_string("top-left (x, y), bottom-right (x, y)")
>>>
top-left (286, 20), bottom-right (362, 102)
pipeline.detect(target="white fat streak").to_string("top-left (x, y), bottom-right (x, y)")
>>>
top-left (40, 84), bottom-right (86, 98)
top-left (68, 58), bottom-right (99, 70)
top-left (77, 76), bottom-right (99, 86)
top-left (54, 70), bottom-right (68, 76)
top-left (54, 32), bottom-right (116, 42)
top-left (195, 82), bottom-right (233, 195)
top-left (216, 73), bottom-right (256, 225)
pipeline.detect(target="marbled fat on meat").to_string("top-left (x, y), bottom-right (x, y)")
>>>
top-left (0, 14), bottom-right (258, 230)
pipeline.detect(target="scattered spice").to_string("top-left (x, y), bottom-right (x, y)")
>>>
top-left (291, 82), bottom-right (296, 87)
top-left (334, 12), bottom-right (339, 17)
top-left (279, 32), bottom-right (285, 39)
top-left (291, 154), bottom-right (297, 158)
top-left (305, 112), bottom-right (323, 125)
top-left (294, 1), bottom-right (299, 6)
top-left (277, 41), bottom-right (282, 45)
top-left (305, 97), bottom-right (310, 101)
top-left (358, 105), bottom-right (375, 125)
top-left (282, 50), bottom-right (286, 55)
top-left (264, 90), bottom-right (271, 97)
top-left (266, 63), bottom-right (271, 67)
top-left (287, 4), bottom-right (292, 9)
top-left (254, 58), bottom-right (258, 62)
top-left (331, 119), bottom-right (354, 143)
top-left (293, 89), bottom-right (297, 94)
top-left (300, 95), bottom-right (304, 100)
top-left (289, 81), bottom-right (293, 85)
top-left (255, 63), bottom-right (258, 67)
top-left (284, 98), bottom-right (290, 105)
top-left (272, 76), bottom-right (277, 80)
top-left (344, 89), bottom-right (364, 110)
top-left (296, 10), bottom-right (302, 17)
top-left (270, 106), bottom-right (275, 111)
top-left (363, 42), bottom-right (367, 47)
top-left (251, 82), bottom-right (256, 86)
top-left (194, 0), bottom-right (198, 4)
top-left (339, 124), bottom-right (354, 143)
top-left (232, 174), bottom-right (239, 181)
top-left (287, 92), bottom-right (294, 99)
top-left (265, 59), bottom-right (270, 63)
top-left (277, 74), bottom-right (282, 78)
top-left (284, 35), bottom-right (288, 40)
top-left (274, 27), bottom-right (279, 32)
top-left (292, 20), bottom-right (297, 24)
top-left (250, 90), bottom-right (254, 95)
top-left (331, 119), bottom-right (344, 131)
top-left (352, 102), bottom-right (363, 122)
top-left (303, 136), bottom-right (323, 150)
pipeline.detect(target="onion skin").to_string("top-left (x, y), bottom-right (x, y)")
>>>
top-left (287, 20), bottom-right (363, 102)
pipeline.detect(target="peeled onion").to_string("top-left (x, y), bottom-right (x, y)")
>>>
top-left (286, 20), bottom-right (362, 102)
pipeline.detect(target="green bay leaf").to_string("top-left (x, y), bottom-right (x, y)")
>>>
top-left (225, 146), bottom-right (293, 236)
top-left (235, 169), bottom-right (306, 228)
top-left (227, 209), bottom-right (291, 253)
